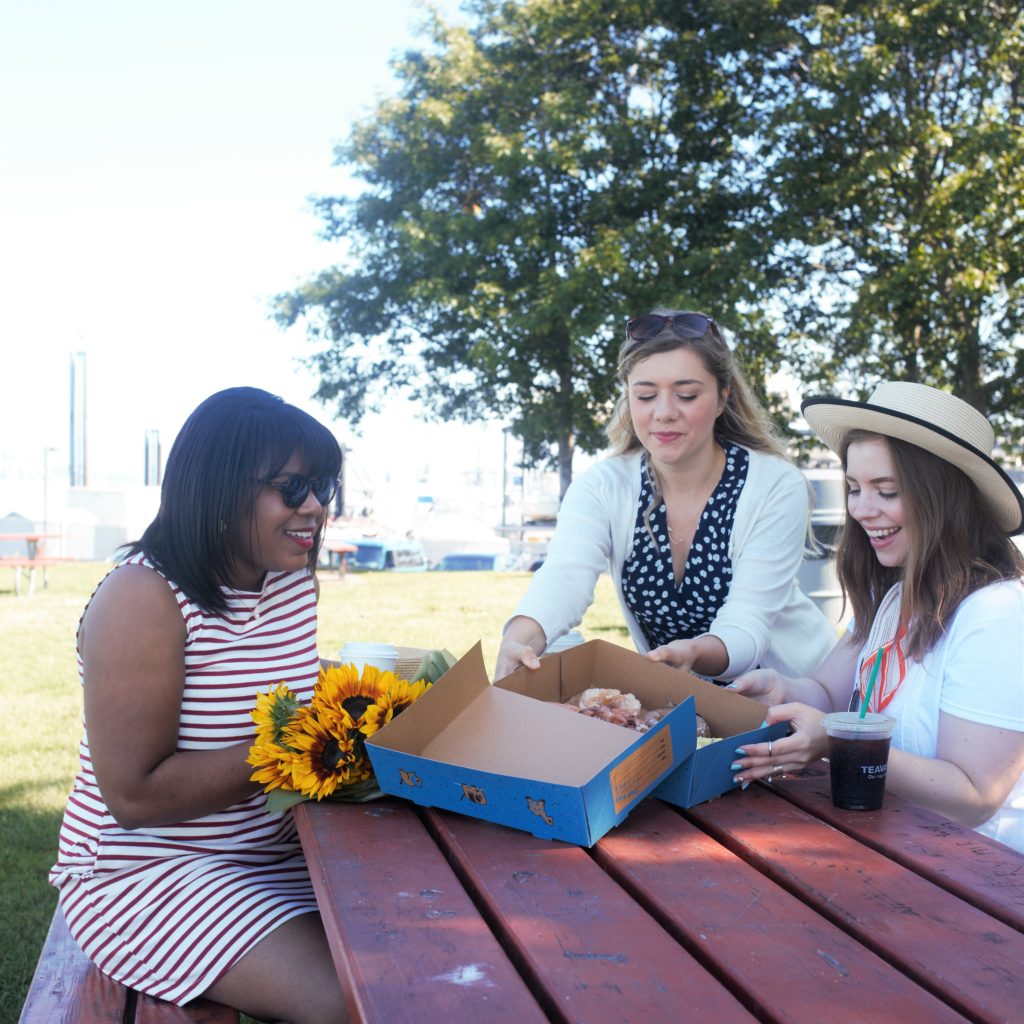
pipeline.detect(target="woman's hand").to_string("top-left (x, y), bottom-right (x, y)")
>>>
top-left (495, 639), bottom-right (543, 679)
top-left (646, 639), bottom-right (700, 672)
top-left (495, 616), bottom-right (547, 679)
top-left (726, 668), bottom-right (791, 708)
top-left (647, 634), bottom-right (728, 677)
top-left (731, 702), bottom-right (829, 786)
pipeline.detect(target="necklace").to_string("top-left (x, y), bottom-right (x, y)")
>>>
top-left (667, 518), bottom-right (700, 546)
top-left (664, 448), bottom-right (725, 549)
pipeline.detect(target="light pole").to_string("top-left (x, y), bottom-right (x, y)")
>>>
top-left (501, 428), bottom-right (510, 529)
top-left (43, 446), bottom-right (57, 536)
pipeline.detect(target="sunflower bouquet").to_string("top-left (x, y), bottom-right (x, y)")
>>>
top-left (247, 656), bottom-right (444, 811)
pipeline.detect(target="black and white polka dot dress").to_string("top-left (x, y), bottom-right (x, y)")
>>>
top-left (622, 444), bottom-right (749, 652)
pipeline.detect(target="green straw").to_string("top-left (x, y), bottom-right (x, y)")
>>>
top-left (860, 646), bottom-right (884, 718)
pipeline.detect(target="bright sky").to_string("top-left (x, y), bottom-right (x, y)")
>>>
top-left (1, 0), bottom-right (510, 516)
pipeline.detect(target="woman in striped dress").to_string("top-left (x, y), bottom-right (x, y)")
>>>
top-left (50, 387), bottom-right (346, 1023)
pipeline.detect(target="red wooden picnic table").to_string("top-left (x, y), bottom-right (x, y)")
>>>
top-left (295, 761), bottom-right (1024, 1024)
top-left (0, 532), bottom-right (65, 594)
top-left (0, 531), bottom-right (61, 557)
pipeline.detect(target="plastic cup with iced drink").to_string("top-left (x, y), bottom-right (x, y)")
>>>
top-left (823, 711), bottom-right (896, 811)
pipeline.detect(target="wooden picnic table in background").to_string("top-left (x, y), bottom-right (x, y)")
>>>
top-left (0, 532), bottom-right (65, 595)
top-left (296, 761), bottom-right (1024, 1024)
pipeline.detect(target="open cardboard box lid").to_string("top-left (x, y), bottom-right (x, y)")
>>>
top-left (367, 641), bottom-right (696, 846)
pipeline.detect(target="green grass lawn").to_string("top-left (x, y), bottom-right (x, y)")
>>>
top-left (0, 561), bottom-right (629, 1022)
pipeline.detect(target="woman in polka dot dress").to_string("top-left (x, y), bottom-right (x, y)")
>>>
top-left (496, 310), bottom-right (835, 683)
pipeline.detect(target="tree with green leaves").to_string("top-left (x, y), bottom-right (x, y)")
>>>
top-left (757, 1), bottom-right (1024, 431)
top-left (282, 1), bottom-right (1024, 468)
top-left (276, 0), bottom-right (787, 494)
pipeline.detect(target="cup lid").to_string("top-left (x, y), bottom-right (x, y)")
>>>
top-left (823, 711), bottom-right (896, 734)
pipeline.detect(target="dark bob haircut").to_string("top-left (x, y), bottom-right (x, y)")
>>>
top-left (127, 387), bottom-right (342, 614)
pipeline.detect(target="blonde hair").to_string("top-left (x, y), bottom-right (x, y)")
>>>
top-left (606, 309), bottom-right (788, 545)
top-left (606, 309), bottom-right (785, 458)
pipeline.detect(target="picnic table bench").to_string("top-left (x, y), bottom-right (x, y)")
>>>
top-left (18, 907), bottom-right (239, 1024)
top-left (0, 532), bottom-right (66, 594)
top-left (296, 760), bottom-right (1024, 1024)
top-left (0, 556), bottom-right (65, 595)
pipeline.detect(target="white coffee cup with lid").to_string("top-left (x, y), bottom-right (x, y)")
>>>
top-left (338, 642), bottom-right (399, 674)
top-left (544, 630), bottom-right (585, 655)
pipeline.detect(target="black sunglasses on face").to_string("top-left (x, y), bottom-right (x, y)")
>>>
top-left (262, 474), bottom-right (337, 509)
top-left (626, 313), bottom-right (719, 343)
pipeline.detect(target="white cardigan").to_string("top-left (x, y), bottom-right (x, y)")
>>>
top-left (513, 448), bottom-right (836, 680)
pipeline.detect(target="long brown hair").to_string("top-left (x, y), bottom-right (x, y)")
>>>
top-left (837, 430), bottom-right (1024, 659)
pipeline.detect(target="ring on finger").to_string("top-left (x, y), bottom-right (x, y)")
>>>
top-left (767, 739), bottom-right (774, 757)
top-left (769, 764), bottom-right (782, 780)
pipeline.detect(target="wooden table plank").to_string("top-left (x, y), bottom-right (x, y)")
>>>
top-left (17, 909), bottom-right (125, 1024)
top-left (294, 800), bottom-right (548, 1024)
top-left (595, 798), bottom-right (969, 1024)
top-left (685, 785), bottom-right (1024, 1024)
top-left (773, 764), bottom-right (1024, 934)
top-left (20, 908), bottom-right (239, 1024)
top-left (135, 993), bottom-right (240, 1023)
top-left (424, 806), bottom-right (757, 1024)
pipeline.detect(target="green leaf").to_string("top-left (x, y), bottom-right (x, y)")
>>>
top-left (325, 778), bottom-right (385, 803)
top-left (413, 647), bottom-right (459, 684)
top-left (265, 777), bottom-right (385, 811)
top-left (265, 788), bottom-right (309, 813)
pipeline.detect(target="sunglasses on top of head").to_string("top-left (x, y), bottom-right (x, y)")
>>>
top-left (625, 313), bottom-right (719, 343)
top-left (262, 474), bottom-right (338, 509)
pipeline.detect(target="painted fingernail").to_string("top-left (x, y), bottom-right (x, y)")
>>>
top-left (734, 748), bottom-right (747, 756)
top-left (740, 781), bottom-right (750, 791)
top-left (725, 682), bottom-right (738, 689)
top-left (730, 762), bottom-right (743, 772)
top-left (759, 720), bottom-right (769, 728)
top-left (733, 775), bottom-right (744, 785)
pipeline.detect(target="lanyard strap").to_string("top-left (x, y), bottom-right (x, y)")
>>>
top-left (858, 624), bottom-right (908, 713)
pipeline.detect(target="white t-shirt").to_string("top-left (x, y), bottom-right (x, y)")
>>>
top-left (855, 579), bottom-right (1024, 852)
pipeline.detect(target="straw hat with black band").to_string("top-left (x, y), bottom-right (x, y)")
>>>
top-left (801, 381), bottom-right (1024, 536)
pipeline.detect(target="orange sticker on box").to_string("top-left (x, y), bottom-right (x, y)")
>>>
top-left (609, 730), bottom-right (674, 814)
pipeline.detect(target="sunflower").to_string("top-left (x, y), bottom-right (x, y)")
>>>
top-left (286, 707), bottom-right (362, 800)
top-left (246, 741), bottom-right (298, 793)
top-left (251, 682), bottom-right (303, 747)
top-left (314, 662), bottom-right (392, 728)
top-left (361, 678), bottom-right (432, 736)
top-left (248, 659), bottom-right (434, 804)
top-left (344, 750), bottom-right (375, 785)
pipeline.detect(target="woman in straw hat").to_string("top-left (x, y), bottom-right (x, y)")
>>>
top-left (495, 310), bottom-right (835, 682)
top-left (730, 381), bottom-right (1024, 851)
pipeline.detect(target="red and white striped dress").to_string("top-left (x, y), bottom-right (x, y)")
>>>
top-left (50, 555), bottom-right (321, 1005)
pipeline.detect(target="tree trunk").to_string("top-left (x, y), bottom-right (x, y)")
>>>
top-left (557, 361), bottom-right (575, 499)
top-left (958, 311), bottom-right (986, 414)
top-left (557, 429), bottom-right (575, 500)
